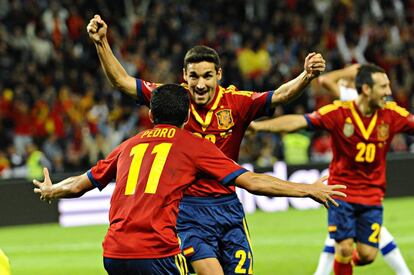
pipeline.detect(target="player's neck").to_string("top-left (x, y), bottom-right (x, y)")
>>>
top-left (356, 96), bottom-right (376, 117)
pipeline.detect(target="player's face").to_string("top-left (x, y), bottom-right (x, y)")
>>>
top-left (368, 72), bottom-right (392, 109)
top-left (183, 61), bottom-right (222, 106)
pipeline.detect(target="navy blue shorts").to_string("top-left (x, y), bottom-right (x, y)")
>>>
top-left (103, 254), bottom-right (188, 275)
top-left (177, 194), bottom-right (253, 274)
top-left (328, 200), bottom-right (383, 248)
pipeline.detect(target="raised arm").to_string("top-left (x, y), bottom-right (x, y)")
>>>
top-left (235, 172), bottom-right (346, 208)
top-left (271, 52), bottom-right (326, 106)
top-left (87, 15), bottom-right (137, 99)
top-left (33, 168), bottom-right (95, 202)
top-left (249, 114), bottom-right (308, 133)
top-left (317, 64), bottom-right (360, 98)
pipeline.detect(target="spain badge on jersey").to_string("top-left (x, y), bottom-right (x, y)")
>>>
top-left (343, 117), bottom-right (354, 137)
top-left (216, 109), bottom-right (234, 130)
top-left (377, 122), bottom-right (389, 141)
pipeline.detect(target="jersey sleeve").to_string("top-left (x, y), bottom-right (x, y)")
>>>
top-left (233, 88), bottom-right (275, 123)
top-left (87, 145), bottom-right (121, 190)
top-left (195, 139), bottom-right (248, 185)
top-left (305, 104), bottom-right (339, 131)
top-left (389, 104), bottom-right (414, 134)
top-left (135, 79), bottom-right (162, 107)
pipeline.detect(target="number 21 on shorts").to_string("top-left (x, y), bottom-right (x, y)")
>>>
top-left (125, 143), bottom-right (172, 195)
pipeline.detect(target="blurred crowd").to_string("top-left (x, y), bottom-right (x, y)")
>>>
top-left (1, 0), bottom-right (414, 179)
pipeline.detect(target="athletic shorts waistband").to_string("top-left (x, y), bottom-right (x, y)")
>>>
top-left (181, 193), bottom-right (238, 205)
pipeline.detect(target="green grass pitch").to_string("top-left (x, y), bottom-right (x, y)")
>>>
top-left (1, 197), bottom-right (413, 274)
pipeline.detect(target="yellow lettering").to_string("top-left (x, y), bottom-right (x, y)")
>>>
top-left (141, 130), bottom-right (150, 138)
top-left (368, 223), bottom-right (381, 243)
top-left (125, 143), bottom-right (173, 195)
top-left (167, 128), bottom-right (176, 138)
top-left (160, 128), bottom-right (168, 138)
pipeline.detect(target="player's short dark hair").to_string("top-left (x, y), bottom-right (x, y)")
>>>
top-left (355, 64), bottom-right (386, 94)
top-left (150, 84), bottom-right (190, 127)
top-left (184, 45), bottom-right (221, 72)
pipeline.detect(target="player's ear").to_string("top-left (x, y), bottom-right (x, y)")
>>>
top-left (183, 68), bottom-right (187, 82)
top-left (361, 83), bottom-right (371, 96)
top-left (148, 109), bottom-right (154, 123)
top-left (216, 68), bottom-right (222, 81)
top-left (183, 109), bottom-right (190, 127)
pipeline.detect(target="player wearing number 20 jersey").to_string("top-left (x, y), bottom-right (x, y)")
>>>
top-left (306, 100), bottom-right (414, 205)
top-left (87, 124), bottom-right (247, 259)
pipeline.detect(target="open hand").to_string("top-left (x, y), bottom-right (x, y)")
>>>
top-left (308, 175), bottom-right (346, 208)
top-left (33, 167), bottom-right (53, 204)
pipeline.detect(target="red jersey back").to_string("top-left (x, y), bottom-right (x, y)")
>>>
top-left (136, 79), bottom-right (273, 196)
top-left (306, 101), bottom-right (414, 205)
top-left (88, 125), bottom-right (247, 258)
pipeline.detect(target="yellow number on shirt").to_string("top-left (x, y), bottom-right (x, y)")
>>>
top-left (125, 143), bottom-right (172, 195)
top-left (368, 223), bottom-right (381, 243)
top-left (355, 142), bottom-right (376, 163)
top-left (235, 250), bottom-right (253, 274)
top-left (192, 132), bottom-right (216, 143)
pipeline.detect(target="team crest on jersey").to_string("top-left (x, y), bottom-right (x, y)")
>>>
top-left (216, 109), bottom-right (234, 130)
top-left (377, 123), bottom-right (389, 141)
top-left (343, 117), bottom-right (354, 137)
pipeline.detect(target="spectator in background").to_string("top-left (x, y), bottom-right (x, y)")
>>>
top-left (282, 105), bottom-right (311, 165)
top-left (25, 142), bottom-right (51, 181)
top-left (0, 0), bottom-right (413, 177)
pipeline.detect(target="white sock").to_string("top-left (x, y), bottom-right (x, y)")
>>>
top-left (314, 235), bottom-right (335, 275)
top-left (380, 227), bottom-right (412, 275)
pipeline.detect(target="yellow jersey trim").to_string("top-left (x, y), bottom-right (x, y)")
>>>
top-left (190, 87), bottom-right (223, 131)
top-left (350, 103), bottom-right (378, 140)
top-left (243, 218), bottom-right (253, 254)
top-left (384, 101), bottom-right (409, 117)
top-left (223, 85), bottom-right (253, 97)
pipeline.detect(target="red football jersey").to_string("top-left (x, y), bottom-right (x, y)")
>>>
top-left (88, 125), bottom-right (247, 258)
top-left (306, 101), bottom-right (414, 205)
top-left (136, 79), bottom-right (273, 196)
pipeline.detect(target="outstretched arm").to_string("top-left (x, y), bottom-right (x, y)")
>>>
top-left (317, 64), bottom-right (360, 98)
top-left (235, 172), bottom-right (345, 208)
top-left (33, 168), bottom-right (95, 202)
top-left (87, 15), bottom-right (137, 99)
top-left (249, 114), bottom-right (308, 133)
top-left (271, 52), bottom-right (326, 106)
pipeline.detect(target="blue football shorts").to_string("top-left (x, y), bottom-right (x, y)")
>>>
top-left (328, 200), bottom-right (383, 248)
top-left (103, 254), bottom-right (188, 275)
top-left (177, 193), bottom-right (253, 274)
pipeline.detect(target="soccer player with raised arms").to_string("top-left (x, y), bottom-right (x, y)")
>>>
top-left (33, 84), bottom-right (345, 275)
top-left (250, 64), bottom-right (414, 274)
top-left (86, 14), bottom-right (326, 274)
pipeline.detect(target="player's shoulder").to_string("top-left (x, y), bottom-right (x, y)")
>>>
top-left (383, 101), bottom-right (410, 117)
top-left (222, 85), bottom-right (254, 97)
top-left (318, 100), bottom-right (352, 116)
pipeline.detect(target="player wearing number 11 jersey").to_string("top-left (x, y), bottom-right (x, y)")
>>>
top-left (33, 84), bottom-right (345, 275)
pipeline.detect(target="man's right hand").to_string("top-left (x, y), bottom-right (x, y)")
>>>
top-left (87, 14), bottom-right (107, 44)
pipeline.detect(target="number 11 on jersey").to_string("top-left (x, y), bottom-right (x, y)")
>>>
top-left (125, 143), bottom-right (173, 195)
